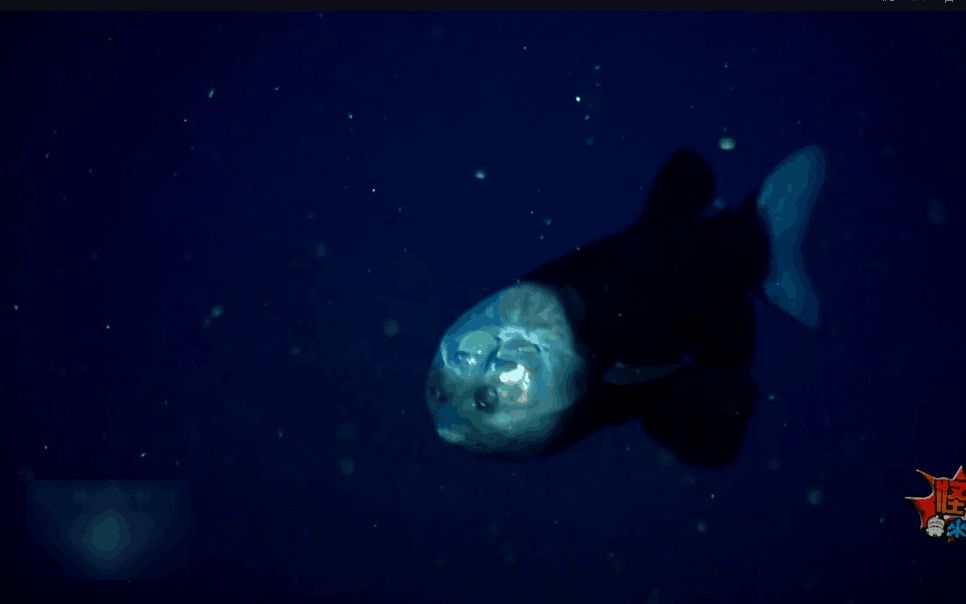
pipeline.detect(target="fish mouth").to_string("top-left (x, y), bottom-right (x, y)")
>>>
top-left (436, 425), bottom-right (467, 444)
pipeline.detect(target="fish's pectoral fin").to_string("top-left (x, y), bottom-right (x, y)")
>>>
top-left (639, 364), bottom-right (758, 468)
top-left (602, 362), bottom-right (685, 386)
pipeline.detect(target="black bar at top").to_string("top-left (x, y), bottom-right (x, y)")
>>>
top-left (1, 0), bottom-right (964, 12)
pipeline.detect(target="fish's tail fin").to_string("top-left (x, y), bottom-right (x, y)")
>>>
top-left (636, 146), bottom-right (826, 329)
top-left (752, 146), bottom-right (826, 329)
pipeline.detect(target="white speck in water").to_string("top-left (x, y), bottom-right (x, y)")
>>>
top-left (105, 323), bottom-right (111, 330)
top-left (585, 137), bottom-right (594, 146)
top-left (927, 199), bottom-right (946, 225)
top-left (807, 488), bottom-right (823, 506)
top-left (13, 304), bottom-right (19, 311)
top-left (696, 520), bottom-right (708, 533)
top-left (139, 451), bottom-right (147, 459)
top-left (277, 428), bottom-right (284, 439)
top-left (719, 136), bottom-right (737, 151)
top-left (383, 318), bottom-right (400, 338)
top-left (347, 112), bottom-right (354, 120)
top-left (767, 393), bottom-right (776, 401)
top-left (207, 88), bottom-right (215, 99)
top-left (474, 168), bottom-right (487, 180)
top-left (575, 95), bottom-right (581, 103)
top-left (210, 305), bottom-right (223, 319)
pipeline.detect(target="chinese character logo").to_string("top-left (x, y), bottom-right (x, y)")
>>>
top-left (906, 466), bottom-right (966, 542)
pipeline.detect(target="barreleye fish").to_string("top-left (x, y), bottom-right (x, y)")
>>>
top-left (424, 147), bottom-right (826, 466)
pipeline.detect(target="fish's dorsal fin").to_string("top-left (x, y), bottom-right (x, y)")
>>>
top-left (639, 148), bottom-right (715, 228)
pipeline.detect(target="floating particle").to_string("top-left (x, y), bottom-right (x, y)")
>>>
top-left (207, 88), bottom-right (215, 99)
top-left (474, 168), bottom-right (487, 181)
top-left (383, 318), bottom-right (400, 338)
top-left (718, 136), bottom-right (737, 151)
top-left (585, 137), bottom-right (594, 146)
top-left (594, 64), bottom-right (601, 71)
top-left (105, 324), bottom-right (111, 330)
top-left (139, 452), bottom-right (147, 459)
top-left (339, 457), bottom-right (355, 475)
top-left (575, 95), bottom-right (581, 103)
top-left (543, 217), bottom-right (553, 226)
top-left (209, 305), bottom-right (223, 319)
top-left (696, 520), bottom-right (708, 533)
top-left (927, 199), bottom-right (946, 225)
top-left (277, 428), bottom-right (284, 439)
top-left (767, 392), bottom-right (776, 401)
top-left (13, 304), bottom-right (19, 311)
top-left (347, 112), bottom-right (354, 120)
top-left (807, 487), bottom-right (823, 506)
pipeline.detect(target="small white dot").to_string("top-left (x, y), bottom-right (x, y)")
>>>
top-left (105, 323), bottom-right (111, 330)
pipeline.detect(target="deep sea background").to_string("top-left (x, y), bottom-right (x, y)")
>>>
top-left (2, 11), bottom-right (965, 604)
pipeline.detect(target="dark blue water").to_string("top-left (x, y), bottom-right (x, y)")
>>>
top-left (2, 12), bottom-right (964, 603)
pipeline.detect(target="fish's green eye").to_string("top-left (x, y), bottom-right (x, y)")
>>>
top-left (489, 358), bottom-right (518, 373)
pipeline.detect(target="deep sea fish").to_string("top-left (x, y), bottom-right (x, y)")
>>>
top-left (425, 147), bottom-right (825, 466)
